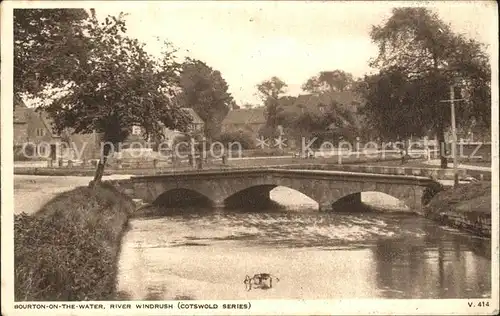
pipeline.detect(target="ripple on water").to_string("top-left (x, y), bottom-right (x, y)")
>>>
top-left (119, 208), bottom-right (491, 300)
top-left (130, 211), bottom-right (429, 249)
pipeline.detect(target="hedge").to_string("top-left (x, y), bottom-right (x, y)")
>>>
top-left (14, 183), bottom-right (134, 301)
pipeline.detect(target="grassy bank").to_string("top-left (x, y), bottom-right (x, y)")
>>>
top-left (424, 182), bottom-right (491, 237)
top-left (14, 183), bottom-right (134, 301)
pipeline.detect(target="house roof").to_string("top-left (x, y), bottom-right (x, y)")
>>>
top-left (38, 111), bottom-right (61, 137)
top-left (291, 91), bottom-right (361, 111)
top-left (278, 91), bottom-right (362, 129)
top-left (14, 95), bottom-right (29, 124)
top-left (14, 95), bottom-right (61, 136)
top-left (14, 107), bottom-right (29, 124)
top-left (182, 108), bottom-right (204, 125)
top-left (221, 108), bottom-right (266, 125)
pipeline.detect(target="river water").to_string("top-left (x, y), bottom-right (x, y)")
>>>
top-left (115, 187), bottom-right (491, 300)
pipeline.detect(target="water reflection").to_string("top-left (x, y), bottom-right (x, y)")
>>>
top-left (117, 206), bottom-right (491, 300)
top-left (373, 235), bottom-right (491, 298)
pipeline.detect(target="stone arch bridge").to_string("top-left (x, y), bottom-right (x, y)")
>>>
top-left (105, 168), bottom-right (441, 214)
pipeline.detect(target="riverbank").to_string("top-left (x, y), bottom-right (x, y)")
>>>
top-left (12, 173), bottom-right (491, 300)
top-left (14, 174), bottom-right (133, 215)
top-left (424, 182), bottom-right (492, 238)
top-left (14, 183), bottom-right (134, 301)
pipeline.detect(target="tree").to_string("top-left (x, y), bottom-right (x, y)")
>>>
top-left (369, 7), bottom-right (491, 168)
top-left (256, 76), bottom-right (287, 137)
top-left (25, 12), bottom-right (191, 183)
top-left (271, 93), bottom-right (358, 147)
top-left (294, 100), bottom-right (358, 145)
top-left (14, 9), bottom-right (90, 97)
top-left (357, 67), bottom-right (425, 143)
top-left (302, 70), bottom-right (355, 93)
top-left (217, 130), bottom-right (255, 149)
top-left (179, 59), bottom-right (234, 139)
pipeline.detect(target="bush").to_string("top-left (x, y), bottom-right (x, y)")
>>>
top-left (217, 130), bottom-right (256, 149)
top-left (14, 144), bottom-right (45, 161)
top-left (14, 183), bottom-right (134, 301)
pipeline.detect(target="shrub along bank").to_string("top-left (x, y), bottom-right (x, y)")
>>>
top-left (424, 182), bottom-right (492, 237)
top-left (14, 183), bottom-right (134, 301)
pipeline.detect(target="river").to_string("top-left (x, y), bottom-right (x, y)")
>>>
top-left (115, 187), bottom-right (491, 300)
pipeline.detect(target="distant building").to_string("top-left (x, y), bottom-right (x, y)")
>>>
top-left (14, 96), bottom-right (57, 146)
top-left (14, 97), bottom-right (206, 161)
top-left (183, 108), bottom-right (205, 134)
top-left (221, 107), bottom-right (266, 139)
top-left (14, 96), bottom-right (106, 161)
top-left (14, 95), bottom-right (64, 159)
top-left (126, 107), bottom-right (205, 148)
top-left (284, 91), bottom-right (362, 116)
top-left (280, 91), bottom-right (362, 142)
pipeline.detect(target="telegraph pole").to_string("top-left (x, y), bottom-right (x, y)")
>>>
top-left (440, 85), bottom-right (464, 186)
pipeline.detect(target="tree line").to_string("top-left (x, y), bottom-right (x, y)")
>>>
top-left (14, 9), bottom-right (236, 182)
top-left (252, 74), bottom-right (360, 147)
top-left (14, 7), bottom-right (491, 182)
top-left (254, 8), bottom-right (491, 165)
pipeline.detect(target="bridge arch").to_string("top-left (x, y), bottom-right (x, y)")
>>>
top-left (108, 169), bottom-right (439, 214)
top-left (329, 191), bottom-right (411, 213)
top-left (224, 184), bottom-right (277, 209)
top-left (153, 188), bottom-right (214, 208)
top-left (223, 184), bottom-right (320, 210)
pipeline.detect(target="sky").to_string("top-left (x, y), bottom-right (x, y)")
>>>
top-left (89, 1), bottom-right (496, 106)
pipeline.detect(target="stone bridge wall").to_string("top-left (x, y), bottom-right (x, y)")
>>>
top-left (280, 164), bottom-right (468, 180)
top-left (105, 169), bottom-right (441, 214)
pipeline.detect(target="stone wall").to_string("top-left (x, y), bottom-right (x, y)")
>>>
top-left (282, 164), bottom-right (468, 180)
top-left (426, 208), bottom-right (491, 237)
top-left (424, 182), bottom-right (491, 238)
top-left (107, 169), bottom-right (440, 215)
top-left (14, 123), bottom-right (29, 145)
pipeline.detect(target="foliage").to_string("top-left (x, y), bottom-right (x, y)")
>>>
top-left (257, 76), bottom-right (288, 100)
top-left (15, 10), bottom-right (192, 181)
top-left (256, 77), bottom-right (288, 137)
top-left (42, 15), bottom-right (190, 139)
top-left (361, 7), bottom-right (491, 167)
top-left (171, 133), bottom-right (191, 146)
top-left (14, 144), bottom-right (38, 161)
top-left (369, 7), bottom-right (491, 128)
top-left (294, 102), bottom-right (358, 145)
top-left (14, 184), bottom-right (133, 301)
top-left (274, 95), bottom-right (359, 144)
top-left (179, 58), bottom-right (234, 139)
top-left (357, 67), bottom-right (424, 140)
top-left (14, 9), bottom-right (90, 97)
top-left (216, 130), bottom-right (255, 149)
top-left (302, 70), bottom-right (355, 93)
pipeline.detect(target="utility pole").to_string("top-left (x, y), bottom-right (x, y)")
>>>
top-left (450, 85), bottom-right (459, 186)
top-left (440, 84), bottom-right (464, 186)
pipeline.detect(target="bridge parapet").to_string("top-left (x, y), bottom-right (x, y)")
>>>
top-left (123, 163), bottom-right (465, 181)
top-left (278, 164), bottom-right (467, 180)
top-left (120, 168), bottom-right (437, 184)
top-left (104, 168), bottom-right (442, 215)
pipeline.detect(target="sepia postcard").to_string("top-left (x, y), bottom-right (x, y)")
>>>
top-left (1, 0), bottom-right (499, 315)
